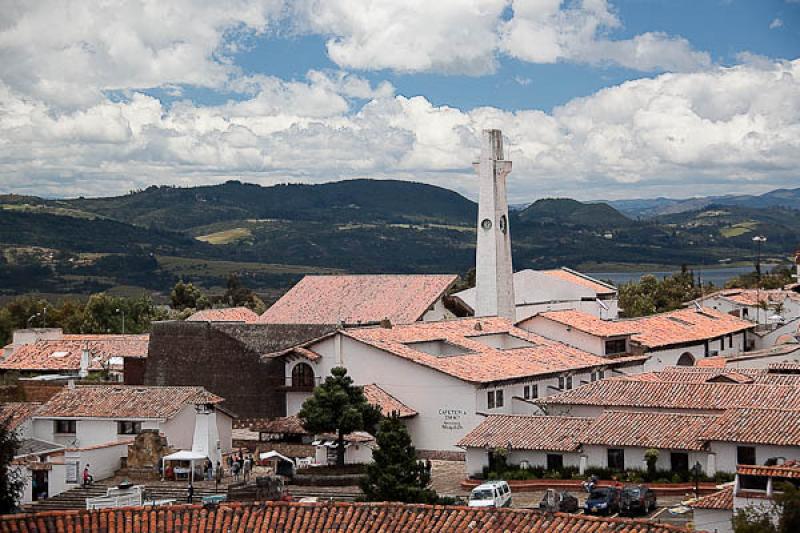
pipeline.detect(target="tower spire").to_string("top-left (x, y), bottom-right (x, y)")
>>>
top-left (473, 129), bottom-right (515, 320)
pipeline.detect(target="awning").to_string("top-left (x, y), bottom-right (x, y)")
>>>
top-left (162, 450), bottom-right (207, 462)
top-left (259, 451), bottom-right (294, 463)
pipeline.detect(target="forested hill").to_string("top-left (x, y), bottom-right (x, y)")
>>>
top-left (0, 179), bottom-right (797, 299)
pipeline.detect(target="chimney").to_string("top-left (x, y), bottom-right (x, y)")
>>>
top-left (380, 318), bottom-right (393, 329)
top-left (79, 346), bottom-right (90, 378)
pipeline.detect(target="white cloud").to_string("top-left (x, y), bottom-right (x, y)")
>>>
top-left (770, 18), bottom-right (784, 29)
top-left (1, 61), bottom-right (798, 201)
top-left (500, 0), bottom-right (711, 72)
top-left (0, 0), bottom-right (283, 107)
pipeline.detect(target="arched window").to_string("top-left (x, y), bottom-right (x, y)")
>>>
top-left (292, 363), bottom-right (315, 388)
top-left (676, 352), bottom-right (695, 366)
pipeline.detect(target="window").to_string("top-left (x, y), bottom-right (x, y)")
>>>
top-left (546, 454), bottom-right (563, 471)
top-left (487, 391), bottom-right (495, 409)
top-left (719, 337), bottom-right (724, 351)
top-left (523, 385), bottom-right (530, 400)
top-left (743, 308), bottom-right (749, 318)
top-left (728, 334), bottom-right (733, 348)
top-left (671, 452), bottom-right (689, 473)
top-left (495, 390), bottom-right (504, 408)
top-left (608, 448), bottom-right (625, 471)
top-left (117, 421), bottom-right (142, 435)
top-left (291, 363), bottom-right (315, 388)
top-left (530, 384), bottom-right (538, 399)
top-left (737, 446), bottom-right (757, 466)
top-left (566, 376), bottom-right (573, 390)
top-left (558, 376), bottom-right (572, 390)
top-left (605, 338), bottom-right (627, 355)
top-left (597, 369), bottom-right (605, 380)
top-left (558, 376), bottom-right (565, 390)
top-left (677, 352), bottom-right (695, 366)
top-left (54, 420), bottom-right (76, 434)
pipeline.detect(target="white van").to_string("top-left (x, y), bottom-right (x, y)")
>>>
top-left (468, 481), bottom-right (512, 508)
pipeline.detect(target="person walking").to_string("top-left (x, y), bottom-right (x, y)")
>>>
top-left (187, 482), bottom-right (194, 503)
top-left (232, 459), bottom-right (240, 482)
top-left (215, 461), bottom-right (223, 491)
top-left (82, 464), bottom-right (93, 487)
top-left (243, 455), bottom-right (252, 483)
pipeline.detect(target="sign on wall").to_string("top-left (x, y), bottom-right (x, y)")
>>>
top-left (439, 408), bottom-right (467, 431)
top-left (65, 461), bottom-right (79, 484)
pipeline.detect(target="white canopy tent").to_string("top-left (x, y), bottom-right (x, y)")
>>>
top-left (162, 450), bottom-right (207, 483)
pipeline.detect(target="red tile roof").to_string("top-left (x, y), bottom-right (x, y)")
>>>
top-left (527, 307), bottom-right (753, 349)
top-left (579, 411), bottom-right (716, 451)
top-left (187, 307), bottom-right (259, 323)
top-left (737, 461), bottom-right (800, 479)
top-left (362, 384), bottom-right (417, 418)
top-left (701, 409), bottom-right (800, 446)
top-left (253, 415), bottom-right (309, 435)
top-left (541, 268), bottom-right (617, 295)
top-left (626, 367), bottom-right (800, 386)
top-left (458, 415), bottom-right (592, 451)
top-left (689, 487), bottom-right (734, 510)
top-left (0, 402), bottom-right (40, 430)
top-left (0, 502), bottom-right (690, 532)
top-left (0, 334), bottom-right (149, 372)
top-left (697, 344), bottom-right (800, 369)
top-left (538, 380), bottom-right (800, 412)
top-left (701, 288), bottom-right (800, 307)
top-left (34, 385), bottom-right (223, 420)
top-left (343, 318), bottom-right (640, 384)
top-left (769, 362), bottom-right (800, 372)
top-left (258, 274), bottom-right (457, 325)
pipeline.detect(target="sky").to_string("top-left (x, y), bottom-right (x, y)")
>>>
top-left (0, 0), bottom-right (798, 203)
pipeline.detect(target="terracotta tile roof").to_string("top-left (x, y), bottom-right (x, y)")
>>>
top-left (0, 334), bottom-right (149, 372)
top-left (343, 318), bottom-right (637, 384)
top-left (541, 268), bottom-right (617, 294)
top-left (362, 384), bottom-right (417, 418)
top-left (187, 307), bottom-right (259, 323)
top-left (527, 310), bottom-right (639, 337)
top-left (696, 344), bottom-right (800, 369)
top-left (702, 288), bottom-right (800, 307)
top-left (580, 411), bottom-right (716, 451)
top-left (769, 362), bottom-right (800, 372)
top-left (253, 415), bottom-right (309, 435)
top-left (34, 385), bottom-right (222, 420)
top-left (458, 415), bottom-right (592, 451)
top-left (0, 502), bottom-right (690, 532)
top-left (737, 461), bottom-right (800, 479)
top-left (701, 409), bottom-right (800, 446)
top-left (0, 402), bottom-right (41, 430)
top-left (529, 307), bottom-right (753, 349)
top-left (259, 274), bottom-right (457, 326)
top-left (689, 487), bottom-right (734, 510)
top-left (626, 367), bottom-right (800, 386)
top-left (537, 380), bottom-right (800, 411)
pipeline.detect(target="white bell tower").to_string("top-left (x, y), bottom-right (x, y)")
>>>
top-left (473, 129), bottom-right (515, 320)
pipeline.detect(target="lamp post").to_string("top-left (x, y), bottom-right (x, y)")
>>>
top-left (42, 307), bottom-right (47, 328)
top-left (691, 461), bottom-right (702, 499)
top-left (115, 308), bottom-right (125, 334)
top-left (752, 235), bottom-right (767, 326)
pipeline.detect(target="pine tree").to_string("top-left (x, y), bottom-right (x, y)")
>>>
top-left (360, 413), bottom-right (437, 503)
top-left (298, 367), bottom-right (381, 467)
top-left (0, 416), bottom-right (23, 514)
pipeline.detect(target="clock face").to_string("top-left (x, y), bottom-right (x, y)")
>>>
top-left (481, 218), bottom-right (492, 230)
top-left (499, 215), bottom-right (507, 234)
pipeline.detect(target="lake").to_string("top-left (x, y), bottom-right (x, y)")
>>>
top-left (587, 265), bottom-right (773, 287)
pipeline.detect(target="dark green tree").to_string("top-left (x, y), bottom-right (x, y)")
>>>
top-left (0, 415), bottom-right (23, 514)
top-left (223, 274), bottom-right (266, 313)
top-left (170, 281), bottom-right (209, 311)
top-left (298, 367), bottom-right (381, 467)
top-left (361, 413), bottom-right (437, 503)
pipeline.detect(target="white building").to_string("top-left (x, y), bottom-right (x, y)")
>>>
top-left (454, 268), bottom-right (619, 322)
top-left (27, 384), bottom-right (234, 492)
top-left (460, 405), bottom-right (800, 478)
top-left (258, 274), bottom-right (465, 326)
top-left (697, 344), bottom-right (800, 370)
top-left (271, 317), bottom-right (645, 456)
top-left (518, 306), bottom-right (754, 370)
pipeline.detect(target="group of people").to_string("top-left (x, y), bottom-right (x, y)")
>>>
top-left (226, 452), bottom-right (255, 483)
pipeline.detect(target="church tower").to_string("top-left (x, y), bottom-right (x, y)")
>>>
top-left (473, 129), bottom-right (515, 320)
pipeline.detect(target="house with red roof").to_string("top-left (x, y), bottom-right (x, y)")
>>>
top-left (186, 306), bottom-right (259, 323)
top-left (452, 268), bottom-right (619, 322)
top-left (518, 306), bottom-right (754, 370)
top-left (268, 317), bottom-right (645, 456)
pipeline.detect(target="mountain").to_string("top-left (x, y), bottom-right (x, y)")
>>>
top-left (0, 180), bottom-right (797, 299)
top-left (605, 187), bottom-right (800, 218)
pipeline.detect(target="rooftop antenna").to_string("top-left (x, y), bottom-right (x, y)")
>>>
top-left (693, 301), bottom-right (702, 312)
top-left (595, 298), bottom-right (609, 320)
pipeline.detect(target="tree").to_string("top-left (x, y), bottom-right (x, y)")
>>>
top-left (360, 413), bottom-right (437, 503)
top-left (0, 415), bottom-right (23, 514)
top-left (170, 281), bottom-right (209, 311)
top-left (618, 269), bottom-right (703, 318)
top-left (223, 274), bottom-right (266, 313)
top-left (298, 367), bottom-right (381, 467)
top-left (644, 448), bottom-right (659, 480)
top-left (733, 482), bottom-right (800, 533)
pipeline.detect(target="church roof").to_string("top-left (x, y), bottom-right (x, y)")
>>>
top-left (187, 307), bottom-right (259, 323)
top-left (258, 274), bottom-right (457, 326)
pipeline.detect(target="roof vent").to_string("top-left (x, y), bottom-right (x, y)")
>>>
top-left (474, 322), bottom-right (483, 331)
top-left (380, 318), bottom-right (392, 329)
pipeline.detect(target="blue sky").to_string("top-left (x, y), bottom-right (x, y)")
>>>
top-left (0, 0), bottom-right (798, 201)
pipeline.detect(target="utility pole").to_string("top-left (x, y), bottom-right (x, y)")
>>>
top-left (752, 235), bottom-right (767, 326)
top-left (116, 308), bottom-right (126, 334)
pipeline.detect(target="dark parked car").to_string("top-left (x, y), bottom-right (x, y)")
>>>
top-left (621, 485), bottom-right (657, 515)
top-left (584, 487), bottom-right (621, 515)
top-left (538, 489), bottom-right (579, 513)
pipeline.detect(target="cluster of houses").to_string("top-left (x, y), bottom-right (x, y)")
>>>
top-left (1, 129), bottom-right (799, 530)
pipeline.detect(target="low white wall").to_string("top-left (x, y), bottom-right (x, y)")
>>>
top-left (65, 442), bottom-right (130, 484)
top-left (286, 392), bottom-right (310, 417)
top-left (583, 445), bottom-right (711, 474)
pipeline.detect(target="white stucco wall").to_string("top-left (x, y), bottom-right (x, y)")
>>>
top-left (518, 317), bottom-right (608, 356)
top-left (421, 298), bottom-right (457, 322)
top-left (693, 508), bottom-right (733, 533)
top-left (64, 442), bottom-right (129, 483)
top-left (583, 445), bottom-right (712, 473)
top-left (162, 406), bottom-right (197, 450)
top-left (710, 442), bottom-right (800, 473)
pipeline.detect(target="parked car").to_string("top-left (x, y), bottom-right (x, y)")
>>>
top-left (538, 489), bottom-right (579, 513)
top-left (620, 485), bottom-right (657, 515)
top-left (468, 481), bottom-right (512, 508)
top-left (584, 486), bottom-right (621, 515)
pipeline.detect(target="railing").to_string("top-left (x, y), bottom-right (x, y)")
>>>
top-left (283, 376), bottom-right (322, 390)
